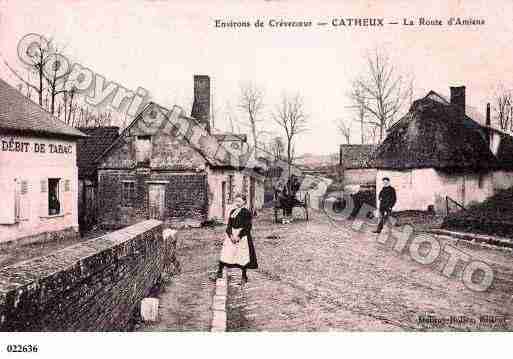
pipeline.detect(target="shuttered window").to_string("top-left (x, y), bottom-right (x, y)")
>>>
top-left (41, 179), bottom-right (47, 193)
top-left (0, 177), bottom-right (16, 224)
top-left (21, 180), bottom-right (28, 195)
top-left (17, 179), bottom-right (30, 220)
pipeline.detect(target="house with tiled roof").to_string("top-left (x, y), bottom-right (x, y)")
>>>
top-left (371, 86), bottom-right (513, 214)
top-left (95, 75), bottom-right (265, 228)
top-left (0, 77), bottom-right (87, 244)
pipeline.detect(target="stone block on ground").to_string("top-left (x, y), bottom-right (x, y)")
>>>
top-left (141, 298), bottom-right (160, 322)
top-left (211, 310), bottom-right (227, 331)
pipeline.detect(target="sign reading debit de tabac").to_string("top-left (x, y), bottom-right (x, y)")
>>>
top-left (1, 137), bottom-right (72, 154)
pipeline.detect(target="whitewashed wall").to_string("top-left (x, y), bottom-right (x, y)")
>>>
top-left (207, 167), bottom-right (264, 222)
top-left (376, 168), bottom-right (495, 213)
top-left (0, 135), bottom-right (79, 243)
top-left (343, 168), bottom-right (377, 185)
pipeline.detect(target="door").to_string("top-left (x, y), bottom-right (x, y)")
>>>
top-left (222, 181), bottom-right (226, 220)
top-left (148, 184), bottom-right (166, 220)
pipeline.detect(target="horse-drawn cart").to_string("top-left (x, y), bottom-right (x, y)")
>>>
top-left (273, 190), bottom-right (310, 223)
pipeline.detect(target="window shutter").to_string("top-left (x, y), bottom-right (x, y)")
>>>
top-left (63, 179), bottom-right (71, 214)
top-left (19, 180), bottom-right (30, 220)
top-left (40, 178), bottom-right (48, 217)
top-left (0, 177), bottom-right (16, 224)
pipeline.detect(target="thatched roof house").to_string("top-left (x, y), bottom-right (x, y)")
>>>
top-left (371, 86), bottom-right (513, 214)
top-left (371, 90), bottom-right (499, 170)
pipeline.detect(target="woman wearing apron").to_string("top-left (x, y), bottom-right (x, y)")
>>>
top-left (216, 193), bottom-right (258, 284)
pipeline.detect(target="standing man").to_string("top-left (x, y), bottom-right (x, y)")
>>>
top-left (373, 177), bottom-right (397, 234)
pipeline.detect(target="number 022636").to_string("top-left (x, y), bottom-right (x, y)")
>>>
top-left (6, 344), bottom-right (39, 353)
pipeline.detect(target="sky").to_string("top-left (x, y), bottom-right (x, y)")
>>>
top-left (1, 0), bottom-right (513, 155)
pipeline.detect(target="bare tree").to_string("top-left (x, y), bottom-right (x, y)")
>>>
top-left (270, 136), bottom-right (285, 161)
top-left (351, 48), bottom-right (413, 142)
top-left (272, 92), bottom-right (308, 190)
top-left (5, 36), bottom-right (74, 116)
top-left (65, 86), bottom-right (77, 125)
top-left (492, 86), bottom-right (513, 131)
top-left (336, 118), bottom-right (351, 144)
top-left (4, 34), bottom-right (54, 107)
top-left (238, 82), bottom-right (265, 155)
top-left (347, 85), bottom-right (369, 144)
top-left (42, 48), bottom-right (72, 114)
top-left (364, 125), bottom-right (379, 144)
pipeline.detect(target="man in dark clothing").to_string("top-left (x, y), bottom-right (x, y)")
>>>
top-left (373, 177), bottom-right (397, 233)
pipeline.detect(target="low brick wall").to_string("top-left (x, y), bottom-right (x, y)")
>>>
top-left (0, 219), bottom-right (178, 331)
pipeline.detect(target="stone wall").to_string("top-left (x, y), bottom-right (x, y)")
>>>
top-left (0, 219), bottom-right (178, 331)
top-left (97, 169), bottom-right (208, 229)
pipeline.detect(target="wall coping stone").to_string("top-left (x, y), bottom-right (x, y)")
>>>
top-left (0, 219), bottom-right (163, 310)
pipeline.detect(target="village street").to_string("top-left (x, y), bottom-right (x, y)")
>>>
top-left (141, 208), bottom-right (513, 332)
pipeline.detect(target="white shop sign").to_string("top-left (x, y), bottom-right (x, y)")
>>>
top-left (1, 138), bottom-right (72, 154)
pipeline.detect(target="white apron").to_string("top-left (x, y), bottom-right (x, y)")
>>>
top-left (220, 208), bottom-right (250, 266)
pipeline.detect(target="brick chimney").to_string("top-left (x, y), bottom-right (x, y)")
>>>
top-left (450, 86), bottom-right (466, 117)
top-left (486, 102), bottom-right (491, 127)
top-left (191, 75), bottom-right (210, 133)
top-left (486, 102), bottom-right (491, 148)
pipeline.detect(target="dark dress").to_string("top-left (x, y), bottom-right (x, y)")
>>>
top-left (222, 207), bottom-right (258, 269)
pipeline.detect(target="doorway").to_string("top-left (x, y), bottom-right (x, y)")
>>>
top-left (148, 183), bottom-right (166, 220)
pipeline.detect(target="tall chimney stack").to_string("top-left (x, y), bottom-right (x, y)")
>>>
top-left (450, 86), bottom-right (466, 117)
top-left (486, 102), bottom-right (491, 148)
top-left (486, 103), bottom-right (491, 127)
top-left (191, 75), bottom-right (211, 133)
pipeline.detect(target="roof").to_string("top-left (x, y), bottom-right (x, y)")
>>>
top-left (340, 144), bottom-right (378, 169)
top-left (95, 103), bottom-right (251, 170)
top-left (76, 127), bottom-right (119, 178)
top-left (371, 91), bottom-right (499, 170)
top-left (0, 78), bottom-right (86, 139)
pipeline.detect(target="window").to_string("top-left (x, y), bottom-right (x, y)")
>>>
top-left (0, 178), bottom-right (16, 224)
top-left (122, 181), bottom-right (136, 207)
top-left (135, 135), bottom-right (152, 165)
top-left (48, 178), bottom-right (61, 215)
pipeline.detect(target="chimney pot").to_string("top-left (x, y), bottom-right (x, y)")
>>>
top-left (191, 75), bottom-right (211, 133)
top-left (450, 86), bottom-right (466, 117)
